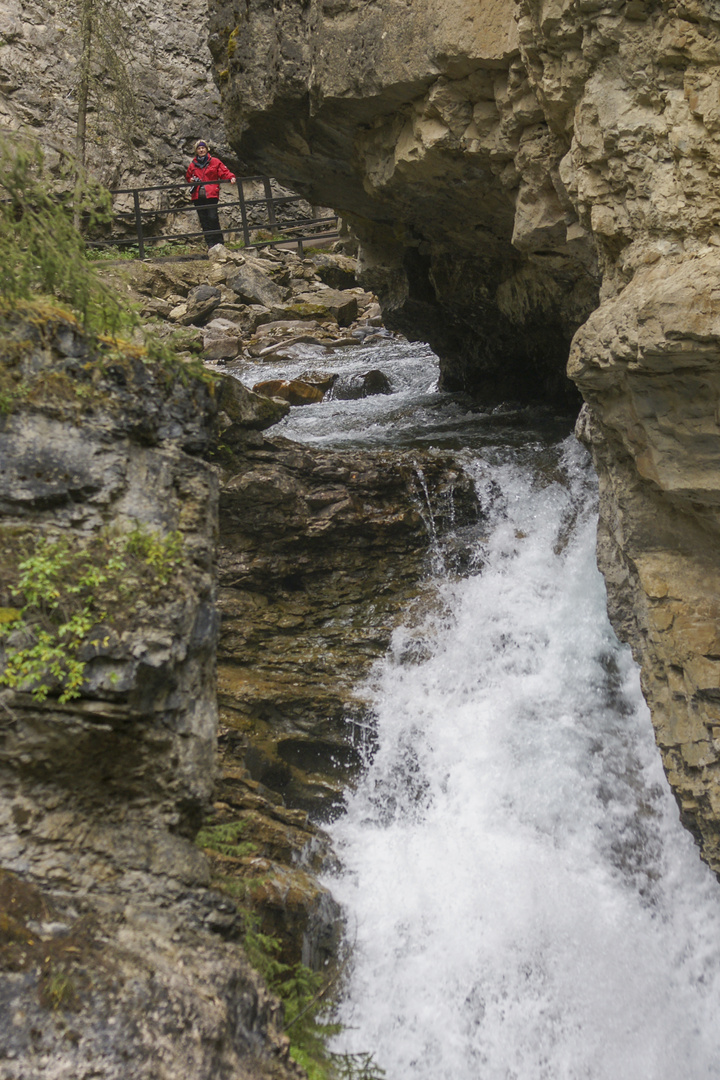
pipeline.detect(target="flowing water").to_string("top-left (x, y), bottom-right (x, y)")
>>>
top-left (235, 338), bottom-right (720, 1078)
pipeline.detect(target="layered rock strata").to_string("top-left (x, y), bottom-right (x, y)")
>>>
top-left (217, 436), bottom-right (478, 817)
top-left (210, 0), bottom-right (720, 876)
top-left (0, 307), bottom-right (300, 1079)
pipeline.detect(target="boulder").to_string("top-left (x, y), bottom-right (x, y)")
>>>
top-left (299, 370), bottom-right (338, 394)
top-left (308, 252), bottom-right (358, 290)
top-left (214, 372), bottom-right (290, 429)
top-left (202, 317), bottom-right (243, 362)
top-left (180, 283), bottom-right (222, 326)
top-left (255, 319), bottom-right (322, 337)
top-left (203, 335), bottom-right (240, 362)
top-left (289, 289), bottom-right (358, 327)
top-left (252, 379), bottom-right (325, 406)
top-left (227, 262), bottom-right (287, 308)
top-left (334, 369), bottom-right (391, 398)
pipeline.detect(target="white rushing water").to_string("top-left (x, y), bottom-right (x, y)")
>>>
top-left (325, 440), bottom-right (720, 1079)
top-left (234, 336), bottom-right (720, 1077)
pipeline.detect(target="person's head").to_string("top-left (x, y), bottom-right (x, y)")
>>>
top-left (194, 139), bottom-right (209, 156)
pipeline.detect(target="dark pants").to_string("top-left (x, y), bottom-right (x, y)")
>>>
top-left (194, 195), bottom-right (224, 248)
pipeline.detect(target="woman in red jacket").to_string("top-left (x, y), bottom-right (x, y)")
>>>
top-left (185, 139), bottom-right (236, 249)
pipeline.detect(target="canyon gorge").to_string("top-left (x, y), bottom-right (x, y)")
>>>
top-left (210, 0), bottom-right (720, 878)
top-left (4, 0), bottom-right (720, 1076)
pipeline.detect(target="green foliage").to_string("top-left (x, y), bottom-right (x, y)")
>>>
top-left (332, 1053), bottom-right (387, 1080)
top-left (195, 822), bottom-right (257, 860)
top-left (198, 842), bottom-right (385, 1080)
top-left (0, 526), bottom-right (185, 703)
top-left (241, 919), bottom-right (341, 1078)
top-left (84, 244), bottom-right (142, 262)
top-left (41, 962), bottom-right (78, 1012)
top-left (123, 525), bottom-right (184, 586)
top-left (0, 132), bottom-right (123, 335)
top-left (242, 918), bottom-right (385, 1079)
top-left (0, 382), bottom-right (30, 415)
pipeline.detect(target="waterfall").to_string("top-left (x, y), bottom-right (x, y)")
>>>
top-left (325, 437), bottom-right (720, 1080)
top-left (232, 334), bottom-right (720, 1076)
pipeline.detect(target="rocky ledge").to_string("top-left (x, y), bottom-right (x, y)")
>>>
top-left (209, 0), bottom-right (720, 878)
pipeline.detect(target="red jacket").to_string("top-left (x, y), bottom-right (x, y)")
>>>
top-left (185, 155), bottom-right (235, 201)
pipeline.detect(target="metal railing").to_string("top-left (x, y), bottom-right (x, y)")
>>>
top-left (86, 176), bottom-right (339, 259)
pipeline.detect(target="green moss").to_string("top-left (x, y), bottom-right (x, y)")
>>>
top-left (195, 821), bottom-right (257, 860)
top-left (227, 26), bottom-right (240, 58)
top-left (40, 962), bottom-right (79, 1012)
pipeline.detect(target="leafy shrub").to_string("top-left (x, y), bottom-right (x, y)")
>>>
top-left (0, 526), bottom-right (185, 703)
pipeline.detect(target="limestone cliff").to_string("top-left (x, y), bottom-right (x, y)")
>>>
top-left (0, 307), bottom-right (300, 1080)
top-left (210, 0), bottom-right (720, 875)
top-left (1, 0), bottom-right (233, 189)
top-left (209, 0), bottom-right (598, 405)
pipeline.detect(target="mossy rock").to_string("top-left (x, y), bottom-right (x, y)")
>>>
top-left (281, 303), bottom-right (336, 322)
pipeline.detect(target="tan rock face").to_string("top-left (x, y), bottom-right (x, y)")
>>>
top-left (213, 0), bottom-right (720, 876)
top-left (522, 1), bottom-right (720, 874)
top-left (0, 0), bottom-right (233, 190)
top-left (209, 0), bottom-right (598, 404)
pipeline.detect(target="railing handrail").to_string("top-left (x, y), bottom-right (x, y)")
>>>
top-left (107, 177), bottom-right (272, 196)
top-left (91, 175), bottom-right (338, 259)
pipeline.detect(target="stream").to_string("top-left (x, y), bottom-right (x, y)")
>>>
top-left (233, 336), bottom-right (720, 1079)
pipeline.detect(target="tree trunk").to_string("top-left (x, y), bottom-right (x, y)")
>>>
top-left (74, 0), bottom-right (94, 230)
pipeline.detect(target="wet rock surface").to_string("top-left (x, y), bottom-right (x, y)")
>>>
top-left (209, 0), bottom-right (720, 879)
top-left (217, 437), bottom-right (479, 818)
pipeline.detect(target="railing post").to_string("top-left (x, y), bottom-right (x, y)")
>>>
top-left (132, 189), bottom-right (145, 259)
top-left (262, 176), bottom-right (277, 234)
top-left (236, 179), bottom-right (251, 248)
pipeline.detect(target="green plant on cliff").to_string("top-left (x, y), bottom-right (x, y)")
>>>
top-left (0, 132), bottom-right (229, 392)
top-left (241, 919), bottom-right (343, 1080)
top-left (194, 828), bottom-right (386, 1080)
top-left (194, 821), bottom-right (257, 860)
top-left (0, 132), bottom-right (123, 335)
top-left (0, 526), bottom-right (185, 703)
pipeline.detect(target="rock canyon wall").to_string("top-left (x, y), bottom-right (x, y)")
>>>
top-left (0, 307), bottom-right (301, 1078)
top-left (0, 251), bottom-right (478, 1074)
top-left (1, 0), bottom-right (233, 189)
top-left (209, 0), bottom-right (720, 876)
